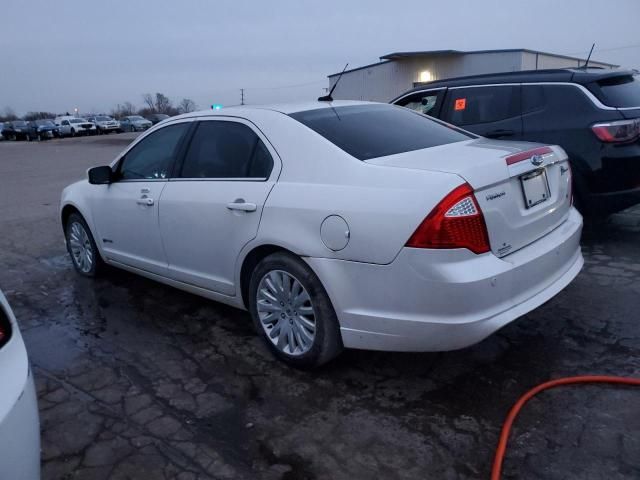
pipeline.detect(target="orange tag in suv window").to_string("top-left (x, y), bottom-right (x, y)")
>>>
top-left (454, 98), bottom-right (466, 111)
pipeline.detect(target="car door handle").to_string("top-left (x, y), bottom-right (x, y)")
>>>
top-left (227, 200), bottom-right (257, 212)
top-left (485, 129), bottom-right (515, 138)
top-left (136, 197), bottom-right (154, 206)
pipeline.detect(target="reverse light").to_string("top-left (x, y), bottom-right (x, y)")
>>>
top-left (591, 119), bottom-right (640, 143)
top-left (406, 183), bottom-right (490, 254)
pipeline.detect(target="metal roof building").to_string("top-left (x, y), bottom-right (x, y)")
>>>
top-left (327, 49), bottom-right (618, 102)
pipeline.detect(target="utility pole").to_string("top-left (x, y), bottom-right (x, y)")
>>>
top-left (240, 88), bottom-right (245, 105)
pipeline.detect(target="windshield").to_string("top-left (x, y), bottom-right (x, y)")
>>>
top-left (129, 116), bottom-right (144, 121)
top-left (35, 120), bottom-right (54, 126)
top-left (70, 118), bottom-right (85, 124)
top-left (95, 116), bottom-right (112, 121)
top-left (589, 74), bottom-right (640, 108)
top-left (289, 104), bottom-right (472, 160)
top-left (13, 120), bottom-right (27, 126)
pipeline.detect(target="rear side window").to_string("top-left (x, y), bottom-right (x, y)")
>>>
top-left (589, 74), bottom-right (640, 108)
top-left (179, 121), bottom-right (273, 179)
top-left (289, 104), bottom-right (471, 161)
top-left (395, 90), bottom-right (444, 117)
top-left (445, 86), bottom-right (520, 126)
top-left (522, 85), bottom-right (546, 113)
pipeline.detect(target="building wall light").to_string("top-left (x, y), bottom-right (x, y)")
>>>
top-left (419, 70), bottom-right (432, 82)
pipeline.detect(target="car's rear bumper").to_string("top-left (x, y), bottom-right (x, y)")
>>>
top-left (0, 369), bottom-right (40, 480)
top-left (306, 208), bottom-right (583, 352)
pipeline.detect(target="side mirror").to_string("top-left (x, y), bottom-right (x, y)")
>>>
top-left (88, 166), bottom-right (113, 185)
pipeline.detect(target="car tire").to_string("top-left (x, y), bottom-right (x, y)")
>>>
top-left (70, 128), bottom-right (76, 137)
top-left (65, 213), bottom-right (103, 277)
top-left (248, 251), bottom-right (343, 369)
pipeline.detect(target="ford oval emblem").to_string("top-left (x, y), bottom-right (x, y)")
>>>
top-left (530, 154), bottom-right (544, 166)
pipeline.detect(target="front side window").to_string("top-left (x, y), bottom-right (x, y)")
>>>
top-left (118, 123), bottom-right (189, 180)
top-left (179, 121), bottom-right (273, 179)
top-left (444, 86), bottom-right (520, 126)
top-left (395, 90), bottom-right (443, 117)
top-left (290, 104), bottom-right (472, 161)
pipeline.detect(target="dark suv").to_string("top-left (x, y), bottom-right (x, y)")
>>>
top-left (392, 68), bottom-right (640, 215)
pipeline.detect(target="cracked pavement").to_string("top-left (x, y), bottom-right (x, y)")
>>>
top-left (0, 135), bottom-right (639, 479)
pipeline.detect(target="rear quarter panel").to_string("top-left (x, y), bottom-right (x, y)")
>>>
top-left (249, 111), bottom-right (464, 265)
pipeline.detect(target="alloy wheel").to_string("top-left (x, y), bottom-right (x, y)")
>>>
top-left (256, 270), bottom-right (316, 356)
top-left (68, 222), bottom-right (94, 273)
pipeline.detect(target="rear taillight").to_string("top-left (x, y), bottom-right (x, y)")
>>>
top-left (406, 183), bottom-right (490, 254)
top-left (0, 307), bottom-right (10, 348)
top-left (591, 119), bottom-right (640, 143)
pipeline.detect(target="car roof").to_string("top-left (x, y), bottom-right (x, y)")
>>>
top-left (171, 100), bottom-right (379, 121)
top-left (395, 68), bottom-right (637, 98)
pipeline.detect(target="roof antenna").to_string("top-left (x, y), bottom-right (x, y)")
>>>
top-left (318, 63), bottom-right (348, 102)
top-left (583, 43), bottom-right (595, 69)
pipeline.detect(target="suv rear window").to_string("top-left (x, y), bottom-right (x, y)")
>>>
top-left (289, 104), bottom-right (472, 160)
top-left (589, 74), bottom-right (640, 108)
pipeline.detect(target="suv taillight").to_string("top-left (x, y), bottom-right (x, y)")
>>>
top-left (0, 307), bottom-right (11, 348)
top-left (591, 119), bottom-right (640, 143)
top-left (406, 183), bottom-right (490, 254)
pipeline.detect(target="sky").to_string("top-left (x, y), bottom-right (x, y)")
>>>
top-left (1, 0), bottom-right (639, 116)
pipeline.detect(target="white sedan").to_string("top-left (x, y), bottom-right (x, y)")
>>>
top-left (0, 291), bottom-right (40, 479)
top-left (60, 101), bottom-right (583, 368)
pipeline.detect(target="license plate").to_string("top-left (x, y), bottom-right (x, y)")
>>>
top-left (520, 168), bottom-right (550, 208)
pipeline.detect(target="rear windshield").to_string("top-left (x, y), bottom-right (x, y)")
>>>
top-left (589, 74), bottom-right (640, 108)
top-left (289, 104), bottom-right (472, 160)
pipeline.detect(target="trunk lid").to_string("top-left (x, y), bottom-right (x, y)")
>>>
top-left (366, 138), bottom-right (572, 257)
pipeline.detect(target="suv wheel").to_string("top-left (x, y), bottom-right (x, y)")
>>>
top-left (248, 252), bottom-right (343, 369)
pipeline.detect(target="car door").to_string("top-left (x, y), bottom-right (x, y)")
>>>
top-left (90, 121), bottom-right (192, 275)
top-left (442, 85), bottom-right (523, 139)
top-left (158, 118), bottom-right (280, 295)
top-left (60, 120), bottom-right (71, 136)
top-left (393, 88), bottom-right (447, 118)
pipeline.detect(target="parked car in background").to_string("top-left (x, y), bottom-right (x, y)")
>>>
top-left (146, 113), bottom-right (170, 125)
top-left (0, 290), bottom-right (41, 479)
top-left (26, 119), bottom-right (58, 141)
top-left (0, 123), bottom-right (4, 140)
top-left (1, 120), bottom-right (30, 140)
top-left (55, 116), bottom-right (96, 137)
top-left (60, 102), bottom-right (582, 368)
top-left (87, 115), bottom-right (121, 134)
top-left (392, 68), bottom-right (640, 216)
top-left (119, 115), bottom-right (153, 132)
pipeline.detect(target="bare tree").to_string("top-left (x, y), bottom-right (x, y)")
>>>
top-left (110, 101), bottom-right (136, 118)
top-left (178, 98), bottom-right (197, 114)
top-left (142, 93), bottom-right (155, 112)
top-left (1, 107), bottom-right (18, 121)
top-left (24, 111), bottom-right (57, 121)
top-left (154, 93), bottom-right (172, 114)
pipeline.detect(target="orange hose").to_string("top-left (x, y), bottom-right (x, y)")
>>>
top-left (491, 375), bottom-right (640, 480)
